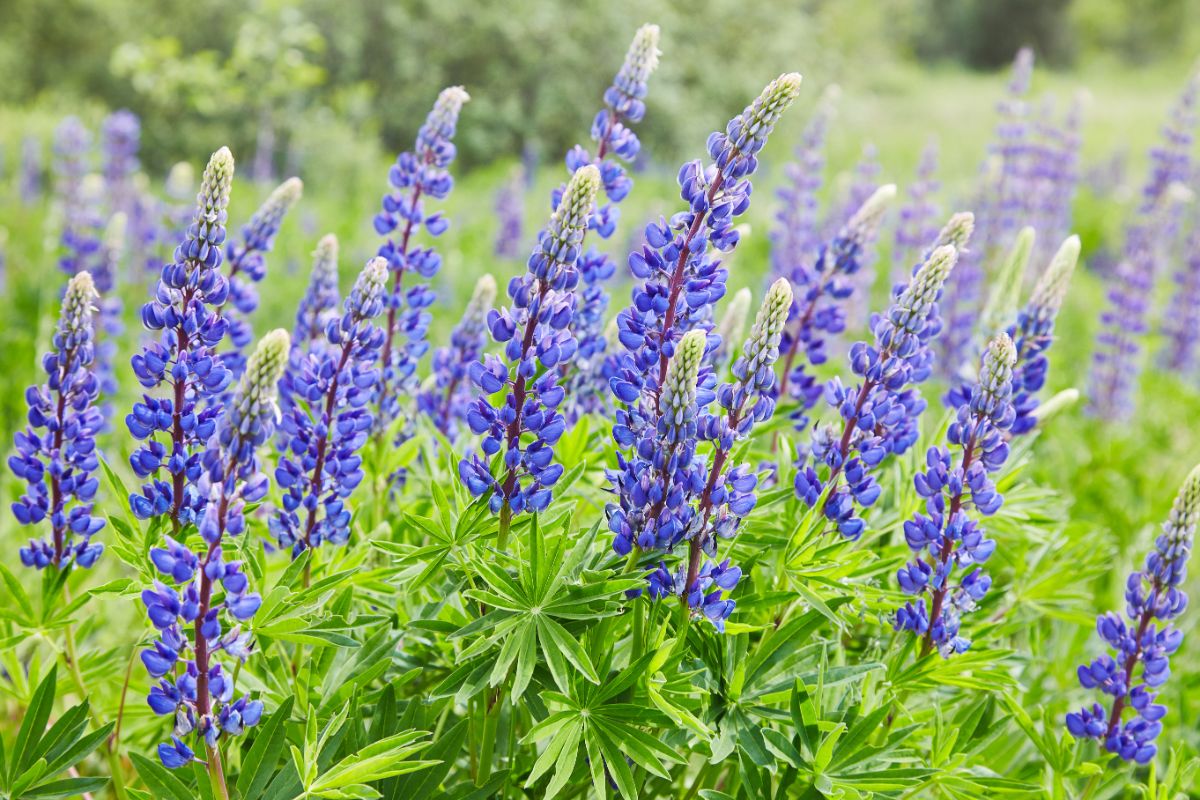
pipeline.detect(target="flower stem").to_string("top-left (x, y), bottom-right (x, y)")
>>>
top-left (205, 743), bottom-right (231, 800)
top-left (497, 501), bottom-right (512, 552)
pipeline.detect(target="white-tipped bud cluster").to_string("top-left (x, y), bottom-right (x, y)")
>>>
top-left (846, 184), bottom-right (896, 244)
top-left (197, 147), bottom-right (235, 227)
top-left (233, 329), bottom-right (290, 426)
top-left (894, 245), bottom-right (958, 334)
top-left (980, 226), bottom-right (1035, 335)
top-left (975, 332), bottom-right (1017, 418)
top-left (620, 24), bottom-right (661, 89)
top-left (934, 211), bottom-right (975, 253)
top-left (662, 330), bottom-right (706, 431)
top-left (166, 161), bottom-right (195, 199)
top-left (735, 278), bottom-right (793, 387)
top-left (1027, 235), bottom-right (1081, 325)
top-left (61, 272), bottom-right (99, 344)
top-left (468, 273), bottom-right (498, 317)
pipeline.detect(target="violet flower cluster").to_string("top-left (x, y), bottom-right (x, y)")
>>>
top-left (126, 148), bottom-right (235, 528)
top-left (142, 329), bottom-right (288, 768)
top-left (948, 236), bottom-right (1080, 436)
top-left (775, 185), bottom-right (895, 432)
top-left (291, 234), bottom-right (342, 356)
top-left (220, 177), bottom-right (303, 381)
top-left (420, 273), bottom-right (496, 438)
top-left (458, 165), bottom-right (600, 524)
top-left (20, 136), bottom-right (41, 206)
top-left (894, 333), bottom-right (1017, 657)
top-left (1067, 463), bottom-right (1200, 764)
top-left (494, 169), bottom-right (525, 259)
top-left (53, 117), bottom-right (102, 280)
top-left (102, 109), bottom-right (141, 221)
top-left (770, 87), bottom-right (837, 283)
top-left (273, 259), bottom-right (388, 555)
top-left (560, 24), bottom-right (661, 420)
top-left (373, 86), bottom-right (470, 440)
top-left (11, 272), bottom-right (105, 570)
top-left (892, 140), bottom-right (940, 284)
top-left (1162, 218), bottom-right (1200, 374)
top-left (793, 221), bottom-right (970, 541)
top-left (1089, 69), bottom-right (1197, 420)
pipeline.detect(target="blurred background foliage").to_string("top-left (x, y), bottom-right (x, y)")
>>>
top-left (1, 0), bottom-right (1197, 176)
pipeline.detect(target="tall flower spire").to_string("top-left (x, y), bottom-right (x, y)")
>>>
top-left (1067, 463), bottom-right (1200, 764)
top-left (127, 147), bottom-right (235, 530)
top-left (892, 139), bottom-right (940, 284)
top-left (771, 85), bottom-right (838, 283)
top-left (373, 86), bottom-right (470, 440)
top-left (12, 272), bottom-right (105, 570)
top-left (458, 165), bottom-right (601, 545)
top-left (421, 273), bottom-right (497, 437)
top-left (292, 234), bottom-right (342, 356)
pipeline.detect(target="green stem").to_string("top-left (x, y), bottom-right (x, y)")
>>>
top-left (497, 501), bottom-right (512, 552)
top-left (478, 689), bottom-right (503, 785)
top-left (205, 744), bottom-right (231, 800)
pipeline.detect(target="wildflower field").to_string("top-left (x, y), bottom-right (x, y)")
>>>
top-left (2, 6), bottom-right (1200, 800)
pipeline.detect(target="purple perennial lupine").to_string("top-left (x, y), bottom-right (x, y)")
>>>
top-left (775, 185), bottom-right (896, 432)
top-left (126, 147), bottom-right (235, 529)
top-left (770, 86), bottom-right (837, 283)
top-left (102, 109), bottom-right (141, 219)
top-left (273, 260), bottom-right (388, 557)
top-left (494, 169), bottom-right (525, 259)
top-left (1089, 69), bottom-right (1198, 419)
top-left (420, 273), bottom-right (496, 438)
top-left (610, 74), bottom-right (803, 447)
top-left (949, 235), bottom-right (1079, 436)
top-left (892, 139), bottom-right (940, 284)
top-left (894, 333), bottom-right (1017, 657)
top-left (220, 177), bottom-right (303, 381)
top-left (794, 222), bottom-right (971, 541)
top-left (142, 329), bottom-right (287, 770)
top-left (92, 211), bottom-right (127, 414)
top-left (20, 135), bottom-right (42, 206)
top-left (292, 234), bottom-right (342, 356)
top-left (458, 166), bottom-right (601, 541)
top-left (1162, 218), bottom-right (1200, 374)
top-left (373, 86), bottom-right (470, 439)
top-left (54, 118), bottom-right (101, 280)
top-left (558, 24), bottom-right (661, 420)
top-left (1066, 463), bottom-right (1200, 764)
top-left (11, 272), bottom-right (105, 570)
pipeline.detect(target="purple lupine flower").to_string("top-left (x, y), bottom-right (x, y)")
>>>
top-left (458, 166), bottom-right (601, 539)
top-left (292, 234), bottom-right (342, 356)
top-left (794, 226), bottom-right (970, 541)
top-left (835, 144), bottom-right (885, 331)
top-left (607, 328), bottom-right (708, 557)
top-left (273, 261), bottom-right (388, 556)
top-left (53, 118), bottom-right (102, 280)
top-left (102, 109), bottom-right (141, 219)
top-left (92, 211), bottom-right (128, 412)
top-left (494, 169), bottom-right (525, 259)
top-left (20, 135), bottom-right (42, 206)
top-left (126, 147), bottom-right (235, 530)
top-left (1089, 70), bottom-right (1198, 420)
top-left (374, 86), bottom-right (470, 440)
top-left (220, 177), bottom-right (303, 381)
top-left (610, 73), bottom-right (803, 454)
top-left (676, 279), bottom-right (793, 629)
top-left (142, 329), bottom-right (286, 768)
top-left (775, 185), bottom-right (896, 432)
top-left (1162, 218), bottom-right (1200, 373)
top-left (12, 272), bottom-right (106, 570)
top-left (1029, 94), bottom-right (1083, 266)
top-left (894, 333), bottom-right (1016, 657)
top-left (950, 235), bottom-right (1079, 436)
top-left (770, 85), bottom-right (838, 283)
top-left (892, 139), bottom-right (940, 285)
top-left (1067, 463), bottom-right (1200, 764)
top-left (419, 273), bottom-right (496, 438)
top-left (558, 24), bottom-right (662, 421)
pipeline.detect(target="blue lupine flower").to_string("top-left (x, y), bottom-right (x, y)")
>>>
top-left (292, 234), bottom-right (342, 356)
top-left (142, 329), bottom-right (287, 768)
top-left (273, 260), bottom-right (388, 555)
top-left (419, 273), bottom-right (496, 438)
top-left (893, 139), bottom-right (940, 284)
top-left (494, 169), bottom-right (526, 259)
top-left (610, 73), bottom-right (803, 455)
top-left (12, 272), bottom-right (105, 570)
top-left (53, 118), bottom-right (102, 281)
top-left (607, 329), bottom-right (708, 557)
top-left (220, 177), bottom-right (303, 381)
top-left (458, 166), bottom-right (601, 534)
top-left (794, 225), bottom-right (970, 541)
top-left (771, 85), bottom-right (838, 283)
top-left (1067, 463), bottom-right (1200, 764)
top-left (948, 235), bottom-right (1079, 436)
top-left (1163, 218), bottom-right (1200, 373)
top-left (555, 24), bottom-right (661, 421)
top-left (102, 109), bottom-right (141, 221)
top-left (374, 86), bottom-right (470, 439)
top-left (893, 333), bottom-right (1017, 657)
top-left (20, 136), bottom-right (42, 206)
top-left (91, 210), bottom-right (127, 418)
top-left (1029, 93), bottom-right (1084, 266)
top-left (127, 147), bottom-right (235, 530)
top-left (775, 185), bottom-right (895, 431)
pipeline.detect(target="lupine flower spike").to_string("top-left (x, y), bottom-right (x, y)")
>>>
top-left (712, 287), bottom-right (751, 372)
top-left (459, 165), bottom-right (601, 545)
top-left (1067, 463), bottom-right (1200, 764)
top-left (292, 234), bottom-right (342, 357)
top-left (776, 185), bottom-right (895, 431)
top-left (12, 272), bottom-right (105, 570)
top-left (142, 330), bottom-right (287, 771)
top-left (794, 219), bottom-right (971, 541)
top-left (20, 136), bottom-right (42, 206)
top-left (127, 147), bottom-right (235, 530)
top-left (274, 261), bottom-right (388, 561)
top-left (220, 177), bottom-right (303, 381)
top-left (374, 86), bottom-right (470, 440)
top-left (421, 273), bottom-right (497, 438)
top-left (559, 24), bottom-right (661, 420)
top-left (893, 139), bottom-right (941, 285)
top-left (494, 169), bottom-right (525, 259)
top-left (1161, 215), bottom-right (1200, 373)
top-left (771, 85), bottom-right (838, 283)
top-left (894, 333), bottom-right (1017, 657)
